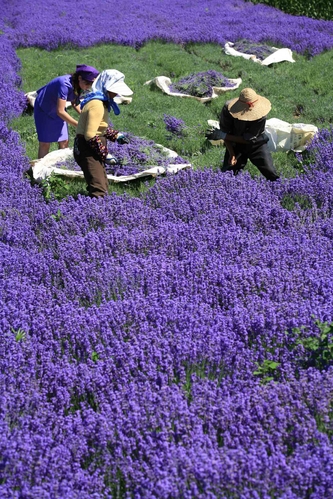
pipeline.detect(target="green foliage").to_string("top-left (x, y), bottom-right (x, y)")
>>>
top-left (291, 319), bottom-right (333, 370)
top-left (11, 327), bottom-right (27, 342)
top-left (253, 318), bottom-right (333, 384)
top-left (50, 208), bottom-right (63, 222)
top-left (280, 193), bottom-right (313, 211)
top-left (41, 174), bottom-right (76, 201)
top-left (91, 351), bottom-right (99, 363)
top-left (253, 359), bottom-right (280, 384)
top-left (250, 319), bottom-right (333, 383)
top-left (246, 0), bottom-right (333, 21)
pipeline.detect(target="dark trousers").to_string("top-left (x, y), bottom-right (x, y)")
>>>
top-left (221, 142), bottom-right (279, 181)
top-left (74, 135), bottom-right (109, 198)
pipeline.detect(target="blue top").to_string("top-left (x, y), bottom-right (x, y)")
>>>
top-left (35, 74), bottom-right (76, 117)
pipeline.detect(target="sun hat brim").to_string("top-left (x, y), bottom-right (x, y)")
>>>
top-left (105, 78), bottom-right (133, 96)
top-left (228, 95), bottom-right (271, 121)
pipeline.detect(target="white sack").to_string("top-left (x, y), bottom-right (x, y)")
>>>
top-left (32, 146), bottom-right (191, 184)
top-left (265, 118), bottom-right (318, 152)
top-left (144, 75), bottom-right (242, 102)
top-left (224, 42), bottom-right (295, 66)
top-left (207, 118), bottom-right (318, 152)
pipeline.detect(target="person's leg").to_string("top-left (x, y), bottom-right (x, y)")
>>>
top-left (249, 144), bottom-right (279, 181)
top-left (35, 103), bottom-right (67, 158)
top-left (74, 137), bottom-right (93, 192)
top-left (38, 142), bottom-right (51, 159)
top-left (86, 158), bottom-right (109, 197)
top-left (74, 136), bottom-right (108, 198)
top-left (58, 139), bottom-right (69, 149)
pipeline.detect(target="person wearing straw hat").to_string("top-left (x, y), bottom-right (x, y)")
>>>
top-left (74, 69), bottom-right (133, 198)
top-left (219, 87), bottom-right (279, 180)
top-left (34, 64), bottom-right (100, 159)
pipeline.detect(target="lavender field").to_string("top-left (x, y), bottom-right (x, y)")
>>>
top-left (1, 1), bottom-right (333, 498)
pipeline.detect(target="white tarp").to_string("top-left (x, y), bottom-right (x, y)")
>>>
top-left (31, 146), bottom-right (191, 184)
top-left (144, 75), bottom-right (242, 102)
top-left (207, 118), bottom-right (318, 152)
top-left (265, 118), bottom-right (318, 152)
top-left (25, 91), bottom-right (132, 108)
top-left (224, 42), bottom-right (295, 66)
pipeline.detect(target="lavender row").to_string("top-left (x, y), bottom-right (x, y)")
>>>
top-left (1, 159), bottom-right (333, 496)
top-left (1, 0), bottom-right (333, 56)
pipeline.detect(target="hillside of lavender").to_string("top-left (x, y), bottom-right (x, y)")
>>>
top-left (1, 1), bottom-right (333, 498)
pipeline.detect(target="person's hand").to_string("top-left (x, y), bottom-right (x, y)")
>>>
top-left (229, 155), bottom-right (238, 166)
top-left (249, 133), bottom-right (269, 146)
top-left (116, 133), bottom-right (129, 144)
top-left (205, 128), bottom-right (226, 141)
top-left (105, 154), bottom-right (117, 165)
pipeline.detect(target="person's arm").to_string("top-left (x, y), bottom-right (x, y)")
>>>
top-left (224, 139), bottom-right (238, 165)
top-left (56, 97), bottom-right (78, 127)
top-left (219, 103), bottom-right (234, 134)
top-left (206, 128), bottom-right (249, 144)
top-left (219, 103), bottom-right (247, 165)
top-left (71, 101), bottom-right (81, 115)
top-left (226, 134), bottom-right (248, 144)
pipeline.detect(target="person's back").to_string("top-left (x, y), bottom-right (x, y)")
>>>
top-left (76, 99), bottom-right (109, 140)
top-left (36, 75), bottom-right (74, 115)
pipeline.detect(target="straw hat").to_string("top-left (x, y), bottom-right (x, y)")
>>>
top-left (227, 88), bottom-right (271, 121)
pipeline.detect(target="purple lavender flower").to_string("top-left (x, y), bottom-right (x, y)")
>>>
top-left (297, 126), bottom-right (333, 174)
top-left (105, 133), bottom-right (186, 176)
top-left (163, 114), bottom-right (187, 137)
top-left (50, 133), bottom-right (187, 177)
top-left (169, 70), bottom-right (236, 98)
top-left (1, 0), bottom-right (333, 56)
top-left (232, 39), bottom-right (277, 60)
top-left (55, 157), bottom-right (82, 172)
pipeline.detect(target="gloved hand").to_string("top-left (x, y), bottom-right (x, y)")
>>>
top-left (248, 133), bottom-right (269, 146)
top-left (116, 133), bottom-right (130, 145)
top-left (105, 154), bottom-right (117, 165)
top-left (205, 128), bottom-right (227, 141)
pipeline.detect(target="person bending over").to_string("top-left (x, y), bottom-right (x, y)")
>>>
top-left (34, 64), bottom-right (99, 158)
top-left (219, 87), bottom-right (279, 181)
top-left (74, 69), bottom-right (133, 198)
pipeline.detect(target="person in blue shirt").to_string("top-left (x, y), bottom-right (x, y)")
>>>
top-left (34, 64), bottom-right (99, 158)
